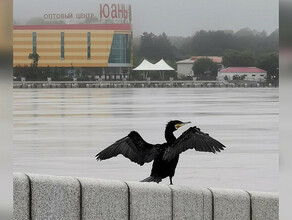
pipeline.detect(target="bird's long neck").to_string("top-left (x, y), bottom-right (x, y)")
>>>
top-left (165, 127), bottom-right (176, 144)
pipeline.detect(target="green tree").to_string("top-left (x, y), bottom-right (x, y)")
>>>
top-left (138, 32), bottom-right (174, 61)
top-left (28, 53), bottom-right (40, 80)
top-left (139, 32), bottom-right (156, 59)
top-left (222, 49), bottom-right (256, 67)
top-left (154, 32), bottom-right (174, 60)
top-left (181, 30), bottom-right (235, 56)
top-left (180, 28), bottom-right (278, 56)
top-left (192, 58), bottom-right (218, 80)
top-left (257, 52), bottom-right (279, 82)
top-left (234, 28), bottom-right (255, 37)
top-left (28, 53), bottom-right (40, 68)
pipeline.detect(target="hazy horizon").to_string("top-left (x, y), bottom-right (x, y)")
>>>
top-left (13, 0), bottom-right (278, 37)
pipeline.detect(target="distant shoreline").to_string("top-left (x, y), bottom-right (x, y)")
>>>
top-left (13, 80), bottom-right (278, 89)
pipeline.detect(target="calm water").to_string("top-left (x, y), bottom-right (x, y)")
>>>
top-left (13, 88), bottom-right (278, 192)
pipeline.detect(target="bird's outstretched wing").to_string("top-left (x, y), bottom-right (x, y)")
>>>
top-left (163, 126), bottom-right (226, 161)
top-left (96, 131), bottom-right (161, 166)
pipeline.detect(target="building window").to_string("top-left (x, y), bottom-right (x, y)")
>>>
top-left (108, 34), bottom-right (131, 64)
top-left (32, 32), bottom-right (37, 54)
top-left (61, 32), bottom-right (64, 59)
top-left (260, 74), bottom-right (264, 76)
top-left (252, 74), bottom-right (256, 76)
top-left (87, 32), bottom-right (91, 60)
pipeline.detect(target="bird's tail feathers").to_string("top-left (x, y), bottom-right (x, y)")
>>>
top-left (140, 176), bottom-right (162, 183)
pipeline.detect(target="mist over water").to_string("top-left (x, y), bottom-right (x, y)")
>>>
top-left (13, 88), bottom-right (278, 192)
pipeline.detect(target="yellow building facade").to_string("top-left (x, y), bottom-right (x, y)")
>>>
top-left (13, 24), bottom-right (133, 69)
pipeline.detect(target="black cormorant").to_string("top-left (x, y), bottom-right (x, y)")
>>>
top-left (96, 120), bottom-right (226, 184)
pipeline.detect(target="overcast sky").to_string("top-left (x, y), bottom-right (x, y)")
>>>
top-left (13, 0), bottom-right (278, 37)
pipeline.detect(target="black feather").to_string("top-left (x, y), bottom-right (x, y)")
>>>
top-left (163, 126), bottom-right (226, 161)
top-left (95, 131), bottom-right (160, 165)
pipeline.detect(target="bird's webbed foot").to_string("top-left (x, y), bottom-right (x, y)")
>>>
top-left (169, 177), bottom-right (173, 185)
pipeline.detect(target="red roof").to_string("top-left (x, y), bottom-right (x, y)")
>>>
top-left (13, 24), bottom-right (132, 31)
top-left (220, 67), bottom-right (266, 73)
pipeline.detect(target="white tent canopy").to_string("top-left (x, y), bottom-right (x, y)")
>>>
top-left (132, 59), bottom-right (156, 71)
top-left (133, 59), bottom-right (174, 71)
top-left (154, 59), bottom-right (174, 71)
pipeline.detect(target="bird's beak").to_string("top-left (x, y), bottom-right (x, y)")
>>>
top-left (175, 121), bottom-right (191, 129)
top-left (182, 121), bottom-right (191, 126)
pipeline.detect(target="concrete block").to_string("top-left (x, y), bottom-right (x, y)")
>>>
top-left (250, 191), bottom-right (279, 220)
top-left (170, 186), bottom-right (212, 220)
top-left (79, 178), bottom-right (128, 220)
top-left (28, 174), bottom-right (80, 220)
top-left (127, 182), bottom-right (172, 220)
top-left (210, 188), bottom-right (250, 220)
top-left (202, 188), bottom-right (213, 220)
top-left (13, 173), bottom-right (30, 220)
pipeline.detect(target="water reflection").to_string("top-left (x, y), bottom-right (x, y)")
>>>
top-left (13, 88), bottom-right (278, 191)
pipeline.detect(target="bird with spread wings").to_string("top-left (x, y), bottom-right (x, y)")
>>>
top-left (96, 120), bottom-right (226, 185)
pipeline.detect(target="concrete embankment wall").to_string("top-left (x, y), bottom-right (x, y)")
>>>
top-left (13, 173), bottom-right (278, 220)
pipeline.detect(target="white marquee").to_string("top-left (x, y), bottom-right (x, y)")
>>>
top-left (133, 59), bottom-right (174, 71)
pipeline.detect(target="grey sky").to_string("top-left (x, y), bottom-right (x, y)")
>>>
top-left (13, 0), bottom-right (278, 37)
